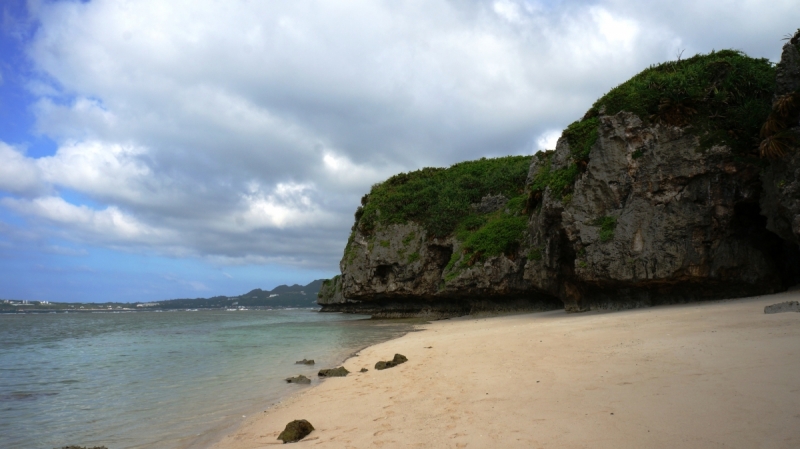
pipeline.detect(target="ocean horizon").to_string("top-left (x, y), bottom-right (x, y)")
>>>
top-left (0, 308), bottom-right (415, 449)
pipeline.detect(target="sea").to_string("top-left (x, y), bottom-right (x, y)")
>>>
top-left (0, 309), bottom-right (415, 449)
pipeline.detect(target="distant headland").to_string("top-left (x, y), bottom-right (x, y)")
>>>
top-left (1, 279), bottom-right (325, 313)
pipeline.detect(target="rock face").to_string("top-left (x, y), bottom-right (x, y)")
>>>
top-left (525, 112), bottom-right (795, 311)
top-left (761, 33), bottom-right (800, 246)
top-left (319, 220), bottom-right (563, 318)
top-left (320, 46), bottom-right (800, 318)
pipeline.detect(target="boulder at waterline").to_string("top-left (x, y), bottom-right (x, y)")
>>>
top-left (277, 419), bottom-right (314, 443)
top-left (318, 367), bottom-right (349, 377)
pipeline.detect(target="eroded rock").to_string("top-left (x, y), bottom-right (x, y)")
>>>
top-left (294, 359), bottom-right (314, 365)
top-left (375, 354), bottom-right (408, 370)
top-left (764, 301), bottom-right (800, 314)
top-left (318, 367), bottom-right (349, 377)
top-left (761, 33), bottom-right (800, 248)
top-left (285, 375), bottom-right (311, 384)
top-left (277, 419), bottom-right (314, 444)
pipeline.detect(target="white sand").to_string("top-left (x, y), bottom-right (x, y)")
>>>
top-left (210, 291), bottom-right (800, 449)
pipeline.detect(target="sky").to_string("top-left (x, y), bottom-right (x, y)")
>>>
top-left (0, 0), bottom-right (797, 303)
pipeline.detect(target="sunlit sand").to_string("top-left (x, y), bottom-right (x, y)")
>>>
top-left (211, 290), bottom-right (800, 449)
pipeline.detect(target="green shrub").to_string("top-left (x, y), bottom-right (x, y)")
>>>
top-left (379, 240), bottom-right (390, 248)
top-left (355, 156), bottom-right (530, 238)
top-left (528, 157), bottom-right (580, 199)
top-left (462, 214), bottom-right (528, 261)
top-left (407, 252), bottom-right (420, 263)
top-left (594, 216), bottom-right (617, 242)
top-left (591, 49), bottom-right (774, 155)
top-left (444, 251), bottom-right (461, 274)
top-left (343, 232), bottom-right (357, 266)
top-left (563, 117), bottom-right (599, 161)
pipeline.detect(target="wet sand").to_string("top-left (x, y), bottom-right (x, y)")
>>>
top-left (210, 291), bottom-right (800, 449)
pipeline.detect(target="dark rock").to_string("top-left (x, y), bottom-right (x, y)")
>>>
top-left (764, 301), bottom-right (800, 314)
top-left (761, 38), bottom-right (800, 250)
top-left (294, 359), bottom-right (315, 365)
top-left (277, 419), bottom-right (314, 444)
top-left (525, 111), bottom-right (796, 312)
top-left (360, 368), bottom-right (368, 372)
top-left (392, 353), bottom-right (408, 364)
top-left (471, 194), bottom-right (508, 214)
top-left (285, 375), bottom-right (311, 384)
top-left (318, 366), bottom-right (349, 377)
top-left (375, 361), bottom-right (391, 370)
top-left (375, 354), bottom-right (408, 370)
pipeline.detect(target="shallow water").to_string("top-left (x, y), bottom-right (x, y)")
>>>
top-left (0, 309), bottom-right (413, 449)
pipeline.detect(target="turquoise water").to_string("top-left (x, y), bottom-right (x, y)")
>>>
top-left (0, 310), bottom-right (414, 449)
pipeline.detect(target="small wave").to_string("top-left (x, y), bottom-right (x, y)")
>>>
top-left (0, 391), bottom-right (59, 401)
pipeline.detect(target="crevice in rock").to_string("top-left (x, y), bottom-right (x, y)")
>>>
top-left (374, 265), bottom-right (394, 283)
top-left (732, 197), bottom-right (800, 288)
top-left (428, 244), bottom-right (453, 277)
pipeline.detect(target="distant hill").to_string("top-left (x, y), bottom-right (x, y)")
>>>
top-left (155, 279), bottom-right (325, 309)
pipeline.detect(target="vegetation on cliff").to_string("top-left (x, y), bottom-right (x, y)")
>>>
top-left (347, 156), bottom-right (531, 266)
top-left (526, 50), bottom-right (777, 204)
top-left (592, 49), bottom-right (775, 155)
top-left (355, 156), bottom-right (530, 236)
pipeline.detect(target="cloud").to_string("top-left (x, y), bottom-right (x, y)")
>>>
top-left (0, 0), bottom-right (796, 272)
top-left (161, 274), bottom-right (209, 292)
top-left (1, 195), bottom-right (170, 245)
top-left (0, 142), bottom-right (46, 195)
top-left (536, 129), bottom-right (562, 152)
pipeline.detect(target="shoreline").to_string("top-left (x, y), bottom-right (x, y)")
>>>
top-left (210, 291), bottom-right (800, 449)
top-left (195, 316), bottom-right (423, 449)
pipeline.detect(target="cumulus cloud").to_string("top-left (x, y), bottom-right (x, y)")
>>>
top-left (0, 143), bottom-right (46, 195)
top-left (0, 0), bottom-right (796, 270)
top-left (1, 196), bottom-right (170, 245)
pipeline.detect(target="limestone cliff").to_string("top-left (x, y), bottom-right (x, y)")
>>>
top-left (320, 46), bottom-right (800, 318)
top-left (526, 111), bottom-right (796, 312)
top-left (761, 31), bottom-right (800, 246)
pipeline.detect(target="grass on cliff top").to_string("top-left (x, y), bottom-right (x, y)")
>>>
top-left (355, 156), bottom-right (531, 238)
top-left (590, 49), bottom-right (775, 155)
top-left (526, 50), bottom-right (775, 202)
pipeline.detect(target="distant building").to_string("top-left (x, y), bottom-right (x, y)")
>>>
top-left (269, 294), bottom-right (278, 298)
top-left (136, 302), bottom-right (161, 308)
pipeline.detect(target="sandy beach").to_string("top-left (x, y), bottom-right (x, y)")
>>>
top-left (211, 291), bottom-right (800, 449)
